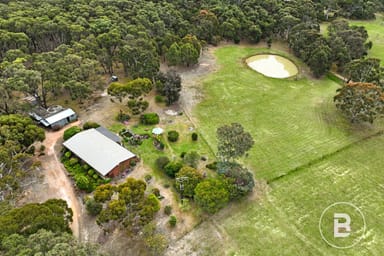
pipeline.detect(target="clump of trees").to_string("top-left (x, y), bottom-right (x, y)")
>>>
top-left (334, 82), bottom-right (384, 123)
top-left (155, 71), bottom-right (182, 106)
top-left (0, 115), bottom-right (45, 202)
top-left (91, 178), bottom-right (160, 236)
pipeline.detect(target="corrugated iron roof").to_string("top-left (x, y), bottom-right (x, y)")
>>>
top-left (63, 129), bottom-right (135, 176)
top-left (43, 108), bottom-right (76, 126)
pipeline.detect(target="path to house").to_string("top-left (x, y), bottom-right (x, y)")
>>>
top-left (20, 121), bottom-right (82, 238)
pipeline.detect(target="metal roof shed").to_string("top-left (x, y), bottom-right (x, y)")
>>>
top-left (63, 129), bottom-right (136, 177)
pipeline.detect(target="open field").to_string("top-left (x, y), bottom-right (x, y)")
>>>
top-left (166, 45), bottom-right (384, 255)
top-left (194, 46), bottom-right (384, 181)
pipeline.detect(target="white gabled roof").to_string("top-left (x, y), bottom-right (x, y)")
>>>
top-left (63, 129), bottom-right (136, 176)
top-left (43, 108), bottom-right (76, 126)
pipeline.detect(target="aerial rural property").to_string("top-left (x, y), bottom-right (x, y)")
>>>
top-left (1, 1), bottom-right (384, 255)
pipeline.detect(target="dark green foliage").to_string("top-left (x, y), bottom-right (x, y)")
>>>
top-left (0, 115), bottom-right (45, 148)
top-left (155, 156), bottom-right (170, 171)
top-left (164, 205), bottom-right (172, 215)
top-left (85, 198), bottom-right (103, 216)
top-left (334, 82), bottom-right (384, 123)
top-left (63, 126), bottom-right (82, 141)
top-left (145, 174), bottom-right (152, 182)
top-left (168, 216), bottom-right (177, 227)
top-left (0, 199), bottom-right (73, 240)
top-left (217, 162), bottom-right (255, 199)
top-left (344, 58), bottom-right (383, 85)
top-left (155, 71), bottom-right (182, 105)
top-left (163, 161), bottom-right (183, 178)
top-left (127, 99), bottom-right (149, 115)
top-left (116, 110), bottom-right (130, 122)
top-left (155, 95), bottom-right (165, 103)
top-left (140, 113), bottom-right (160, 125)
top-left (191, 132), bottom-right (198, 141)
top-left (175, 166), bottom-right (204, 198)
top-left (194, 178), bottom-right (230, 214)
top-left (206, 161), bottom-right (218, 170)
top-left (217, 123), bottom-right (254, 161)
top-left (152, 188), bottom-right (160, 197)
top-left (0, 229), bottom-right (105, 256)
top-left (167, 130), bottom-right (179, 142)
top-left (83, 122), bottom-right (100, 130)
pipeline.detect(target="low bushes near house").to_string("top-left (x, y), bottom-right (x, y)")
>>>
top-left (155, 156), bottom-right (170, 171)
top-left (191, 132), bottom-right (198, 141)
top-left (163, 161), bottom-right (183, 178)
top-left (63, 126), bottom-right (82, 141)
top-left (164, 205), bottom-right (172, 215)
top-left (83, 121), bottom-right (100, 130)
top-left (61, 151), bottom-right (108, 192)
top-left (116, 110), bottom-right (130, 122)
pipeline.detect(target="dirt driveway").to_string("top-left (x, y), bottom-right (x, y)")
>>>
top-left (20, 122), bottom-right (82, 238)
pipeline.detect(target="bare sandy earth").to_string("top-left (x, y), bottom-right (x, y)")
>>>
top-left (20, 122), bottom-right (82, 238)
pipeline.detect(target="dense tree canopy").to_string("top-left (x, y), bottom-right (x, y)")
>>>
top-left (334, 82), bottom-right (384, 123)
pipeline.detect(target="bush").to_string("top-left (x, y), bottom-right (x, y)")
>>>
top-left (180, 152), bottom-right (186, 158)
top-left (164, 205), bottom-right (172, 215)
top-left (88, 169), bottom-right (95, 176)
top-left (206, 161), bottom-right (217, 170)
top-left (83, 121), bottom-right (100, 130)
top-left (155, 156), bottom-right (170, 171)
top-left (155, 95), bottom-right (164, 103)
top-left (194, 178), bottom-right (230, 214)
top-left (175, 166), bottom-right (204, 198)
top-left (169, 215), bottom-right (177, 227)
top-left (85, 198), bottom-right (102, 216)
top-left (26, 146), bottom-right (35, 154)
top-left (183, 151), bottom-right (200, 168)
top-left (163, 161), bottom-right (183, 178)
top-left (64, 151), bottom-right (72, 158)
top-left (152, 188), bottom-right (160, 197)
top-left (145, 174), bottom-right (152, 182)
top-left (75, 175), bottom-right (92, 192)
top-left (39, 145), bottom-right (46, 152)
top-left (116, 111), bottom-right (130, 122)
top-left (69, 157), bottom-right (79, 166)
top-left (140, 113), bottom-right (159, 125)
top-left (191, 132), bottom-right (198, 141)
top-left (167, 130), bottom-right (179, 142)
top-left (63, 126), bottom-right (82, 141)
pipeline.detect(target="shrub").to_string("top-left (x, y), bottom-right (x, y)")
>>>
top-left (127, 99), bottom-right (149, 115)
top-left (88, 169), bottom-right (95, 176)
top-left (116, 111), bottom-right (130, 122)
top-left (183, 151), bottom-right (200, 168)
top-left (140, 113), bottom-right (159, 125)
top-left (155, 156), bottom-right (170, 171)
top-left (164, 205), bottom-right (172, 215)
top-left (155, 95), bottom-right (164, 103)
top-left (83, 121), bottom-right (100, 130)
top-left (191, 132), bottom-right (198, 141)
top-left (206, 161), bottom-right (217, 170)
top-left (180, 152), bottom-right (186, 158)
top-left (69, 157), bottom-right (79, 166)
top-left (175, 166), bottom-right (204, 198)
top-left (194, 178), bottom-right (230, 214)
top-left (85, 198), bottom-right (102, 216)
top-left (75, 175), bottom-right (92, 192)
top-left (163, 161), bottom-right (183, 178)
top-left (64, 151), bottom-right (72, 158)
top-left (169, 215), bottom-right (177, 227)
top-left (63, 126), bottom-right (82, 141)
top-left (39, 145), bottom-right (46, 152)
top-left (145, 174), bottom-right (152, 182)
top-left (83, 164), bottom-right (90, 170)
top-left (167, 130), bottom-right (179, 142)
top-left (26, 146), bottom-right (35, 154)
top-left (152, 188), bottom-right (160, 197)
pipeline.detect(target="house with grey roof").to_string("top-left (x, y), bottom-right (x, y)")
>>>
top-left (63, 128), bottom-right (137, 178)
top-left (29, 105), bottom-right (77, 130)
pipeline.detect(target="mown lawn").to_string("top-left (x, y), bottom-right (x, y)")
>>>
top-left (195, 46), bottom-right (384, 181)
top-left (179, 45), bottom-right (384, 255)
